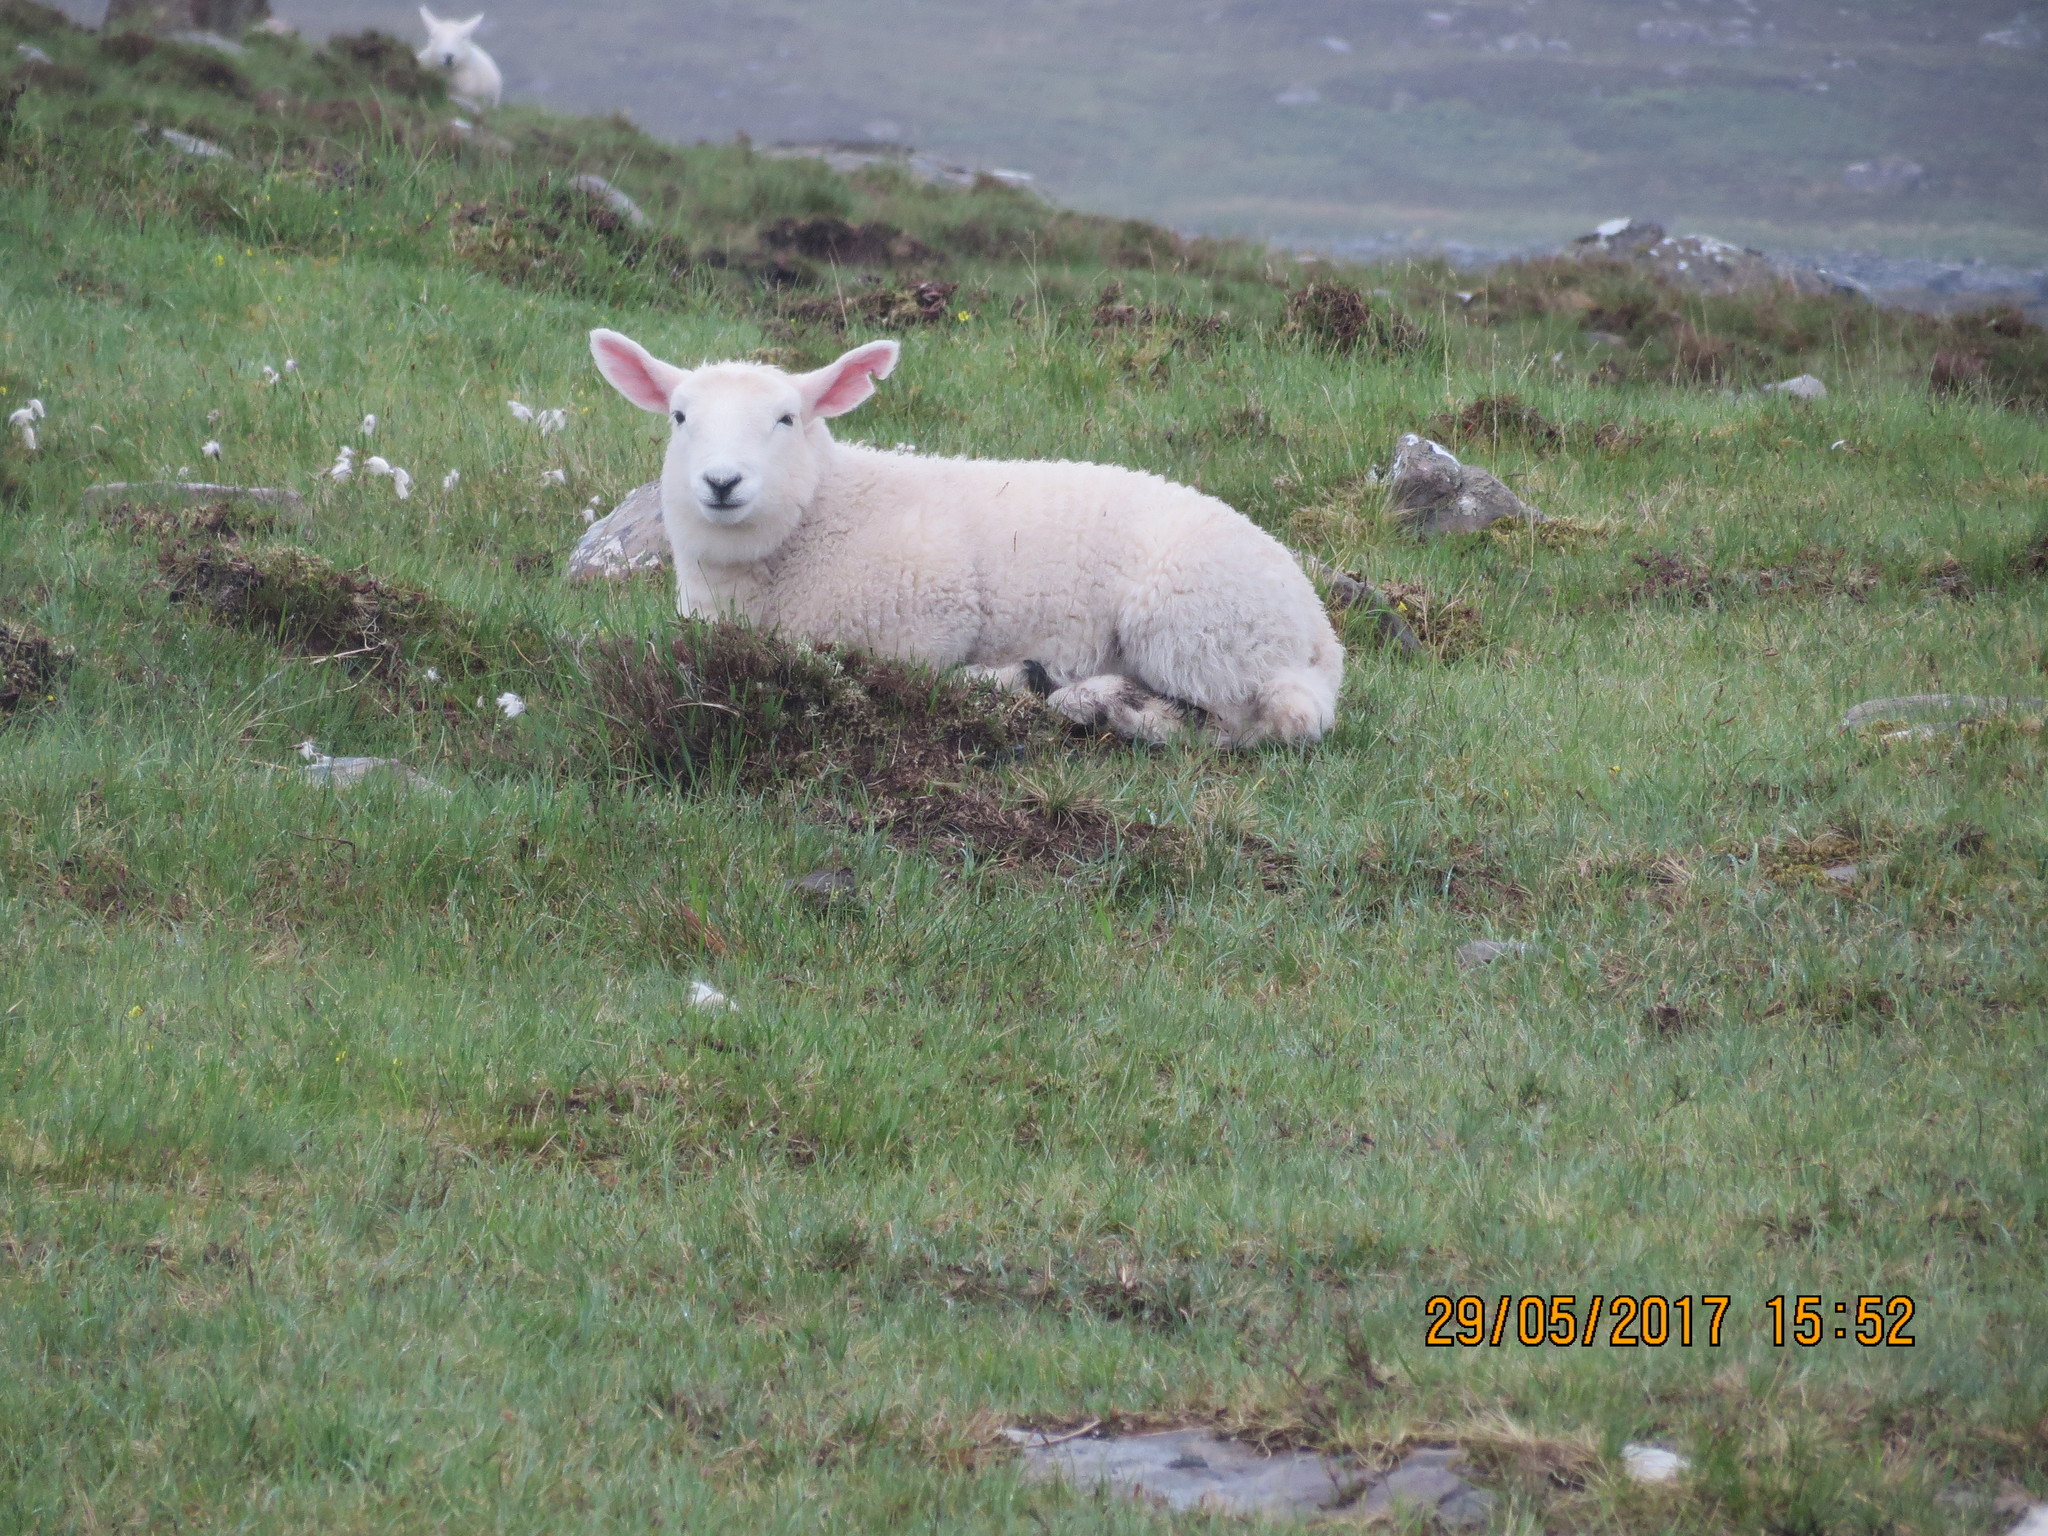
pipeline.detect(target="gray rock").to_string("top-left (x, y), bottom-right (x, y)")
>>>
top-left (82, 481), bottom-right (304, 514)
top-left (570, 173), bottom-right (650, 230)
top-left (1006, 1428), bottom-right (1490, 1524)
top-left (166, 30), bottom-right (247, 55)
top-left (298, 756), bottom-right (450, 796)
top-left (1821, 862), bottom-right (1860, 884)
top-left (565, 482), bottom-right (670, 581)
top-left (789, 867), bottom-right (859, 907)
top-left (758, 140), bottom-right (1030, 190)
top-left (16, 43), bottom-right (53, 64)
top-left (1457, 939), bottom-right (1529, 970)
top-left (1620, 1443), bottom-right (1689, 1483)
top-left (1388, 434), bottom-right (1543, 536)
top-left (1360, 1446), bottom-right (1494, 1528)
top-left (159, 127), bottom-right (230, 160)
top-left (1838, 694), bottom-right (2047, 733)
top-left (1294, 551), bottom-right (1423, 654)
top-left (1763, 373), bottom-right (1828, 400)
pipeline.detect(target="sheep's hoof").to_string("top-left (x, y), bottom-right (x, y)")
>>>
top-left (1045, 676), bottom-right (1189, 746)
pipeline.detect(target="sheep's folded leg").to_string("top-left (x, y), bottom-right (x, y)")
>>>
top-left (1044, 675), bottom-right (1195, 746)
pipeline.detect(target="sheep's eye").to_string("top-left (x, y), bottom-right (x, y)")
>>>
top-left (672, 410), bottom-right (686, 425)
top-left (777, 413), bottom-right (795, 427)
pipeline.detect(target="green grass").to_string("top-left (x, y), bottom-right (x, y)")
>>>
top-left (2, 11), bottom-right (2047, 1533)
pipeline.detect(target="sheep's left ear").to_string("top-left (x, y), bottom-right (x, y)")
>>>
top-left (796, 340), bottom-right (899, 419)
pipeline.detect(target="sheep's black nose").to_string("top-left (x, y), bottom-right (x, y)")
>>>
top-left (703, 474), bottom-right (743, 504)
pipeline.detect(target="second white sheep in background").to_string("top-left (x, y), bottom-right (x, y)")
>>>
top-left (589, 331), bottom-right (1344, 748)
top-left (417, 8), bottom-right (502, 109)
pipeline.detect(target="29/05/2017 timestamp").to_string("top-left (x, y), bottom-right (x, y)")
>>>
top-left (1424, 1295), bottom-right (1916, 1348)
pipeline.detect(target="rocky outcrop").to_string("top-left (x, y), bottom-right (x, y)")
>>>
top-left (1386, 434), bottom-right (1543, 536)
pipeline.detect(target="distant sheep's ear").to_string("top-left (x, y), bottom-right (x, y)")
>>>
top-left (590, 329), bottom-right (686, 413)
top-left (419, 5), bottom-right (443, 29)
top-left (796, 340), bottom-right (899, 419)
top-left (456, 13), bottom-right (485, 36)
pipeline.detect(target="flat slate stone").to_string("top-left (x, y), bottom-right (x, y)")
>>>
top-left (299, 756), bottom-right (450, 796)
top-left (1007, 1427), bottom-right (1491, 1525)
top-left (1838, 693), bottom-right (2046, 733)
top-left (566, 482), bottom-right (671, 582)
top-left (83, 481), bottom-right (305, 514)
top-left (1457, 939), bottom-right (1530, 970)
top-left (1387, 434), bottom-right (1543, 537)
top-left (1620, 1443), bottom-right (1690, 1484)
top-left (570, 173), bottom-right (651, 229)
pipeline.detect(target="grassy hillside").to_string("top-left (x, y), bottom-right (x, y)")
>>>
top-left (157, 0), bottom-right (2048, 263)
top-left (3, 7), bottom-right (2047, 1533)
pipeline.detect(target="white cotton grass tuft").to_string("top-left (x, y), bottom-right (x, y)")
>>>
top-left (541, 467), bottom-right (567, 486)
top-left (297, 739), bottom-right (325, 762)
top-left (360, 414), bottom-right (377, 436)
top-left (327, 445), bottom-right (356, 481)
top-left (424, 667), bottom-right (442, 683)
top-left (9, 398), bottom-right (45, 451)
top-left (495, 691), bottom-right (526, 718)
top-left (261, 365), bottom-right (281, 386)
top-left (283, 359), bottom-right (298, 373)
top-left (509, 400), bottom-right (570, 434)
top-left (442, 468), bottom-right (461, 491)
top-left (689, 980), bottom-right (735, 1011)
top-left (364, 456), bottom-right (413, 498)
top-left (202, 440), bottom-right (222, 459)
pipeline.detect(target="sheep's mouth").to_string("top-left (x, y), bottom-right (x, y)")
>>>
top-left (695, 496), bottom-right (754, 523)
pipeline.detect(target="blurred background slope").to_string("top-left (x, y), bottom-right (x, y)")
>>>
top-left (47, 0), bottom-right (2048, 264)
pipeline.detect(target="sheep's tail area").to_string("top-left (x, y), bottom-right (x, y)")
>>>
top-left (1238, 643), bottom-right (1343, 747)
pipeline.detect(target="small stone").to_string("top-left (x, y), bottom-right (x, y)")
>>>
top-left (298, 756), bottom-right (450, 796)
top-left (82, 482), bottom-right (305, 515)
top-left (789, 867), bottom-right (859, 907)
top-left (689, 980), bottom-right (735, 1011)
top-left (159, 127), bottom-right (230, 160)
top-left (17, 43), bottom-right (53, 64)
top-left (1821, 862), bottom-right (1858, 883)
top-left (565, 481), bottom-right (671, 581)
top-left (1387, 434), bottom-right (1543, 537)
top-left (1006, 1427), bottom-right (1495, 1519)
top-left (1620, 1443), bottom-right (1689, 1483)
top-left (1763, 374), bottom-right (1828, 400)
top-left (1839, 694), bottom-right (2047, 734)
top-left (1457, 939), bottom-right (1529, 970)
top-left (571, 173), bottom-right (651, 229)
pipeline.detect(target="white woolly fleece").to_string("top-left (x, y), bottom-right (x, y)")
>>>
top-left (589, 333), bottom-right (1343, 747)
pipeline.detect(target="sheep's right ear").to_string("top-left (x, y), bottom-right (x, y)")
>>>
top-left (590, 329), bottom-right (687, 414)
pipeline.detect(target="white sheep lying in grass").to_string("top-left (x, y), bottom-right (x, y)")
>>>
top-left (589, 331), bottom-right (1344, 747)
top-left (417, 8), bottom-right (502, 109)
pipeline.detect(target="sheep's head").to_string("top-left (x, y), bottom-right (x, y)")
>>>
top-left (417, 7), bottom-right (484, 71)
top-left (591, 329), bottom-right (899, 546)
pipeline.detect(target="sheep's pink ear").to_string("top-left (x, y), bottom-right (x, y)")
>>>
top-left (796, 340), bottom-right (899, 419)
top-left (591, 329), bottom-right (686, 413)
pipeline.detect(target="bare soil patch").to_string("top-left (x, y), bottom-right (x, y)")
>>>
top-left (0, 618), bottom-right (70, 715)
top-left (582, 620), bottom-right (1215, 871)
